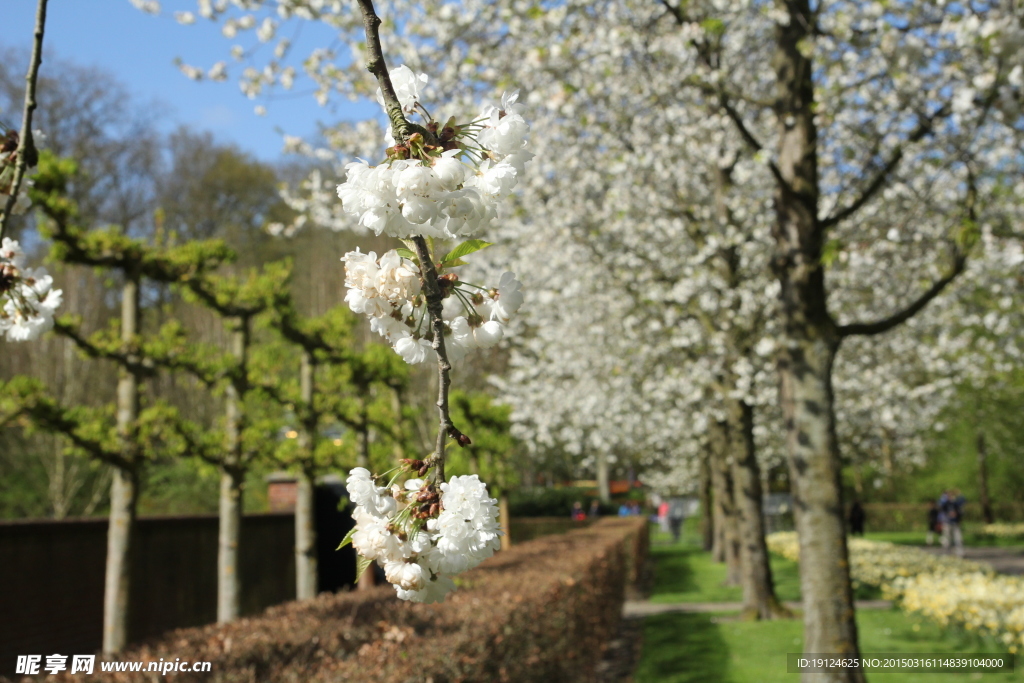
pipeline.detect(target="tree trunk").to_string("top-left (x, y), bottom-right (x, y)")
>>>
top-left (295, 469), bottom-right (317, 600)
top-left (699, 446), bottom-right (714, 551)
top-left (728, 399), bottom-right (790, 620)
top-left (709, 420), bottom-right (740, 584)
top-left (596, 448), bottom-right (611, 505)
top-left (102, 468), bottom-right (137, 653)
top-left (710, 443), bottom-right (726, 562)
top-left (977, 430), bottom-right (994, 524)
top-left (295, 351), bottom-right (318, 600)
top-left (772, 2), bottom-right (864, 678)
top-left (217, 467), bottom-right (244, 623)
top-left (219, 319), bottom-right (248, 623)
top-left (103, 273), bottom-right (141, 654)
top-left (499, 491), bottom-right (512, 550)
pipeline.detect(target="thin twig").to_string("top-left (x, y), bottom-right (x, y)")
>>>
top-left (412, 235), bottom-right (454, 485)
top-left (0, 0), bottom-right (48, 240)
top-left (355, 0), bottom-right (413, 142)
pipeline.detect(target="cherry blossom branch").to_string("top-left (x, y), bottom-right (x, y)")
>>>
top-left (356, 0), bottom-right (415, 143)
top-left (356, 0), bottom-right (462, 484)
top-left (0, 0), bottom-right (48, 240)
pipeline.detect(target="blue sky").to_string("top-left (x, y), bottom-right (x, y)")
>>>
top-left (0, 0), bottom-right (375, 162)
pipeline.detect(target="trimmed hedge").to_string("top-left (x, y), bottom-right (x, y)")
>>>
top-left (14, 517), bottom-right (647, 683)
top-left (508, 488), bottom-right (618, 517)
top-left (509, 516), bottom-right (593, 543)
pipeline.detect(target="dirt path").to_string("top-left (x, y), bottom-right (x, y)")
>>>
top-left (915, 545), bottom-right (1024, 575)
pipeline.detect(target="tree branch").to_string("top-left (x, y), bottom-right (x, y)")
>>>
top-left (839, 158), bottom-right (975, 337)
top-left (821, 106), bottom-right (948, 230)
top-left (7, 385), bottom-right (129, 470)
top-left (0, 0), bottom-right (48, 240)
top-left (53, 317), bottom-right (157, 378)
top-left (837, 256), bottom-right (965, 338)
top-left (412, 236), bottom-right (459, 484)
top-left (356, 0), bottom-right (414, 143)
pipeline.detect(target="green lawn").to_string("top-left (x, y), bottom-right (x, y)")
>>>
top-left (635, 609), bottom-right (1019, 683)
top-left (649, 530), bottom-right (877, 603)
top-left (648, 544), bottom-right (802, 604)
top-left (636, 529), bottom-right (1021, 682)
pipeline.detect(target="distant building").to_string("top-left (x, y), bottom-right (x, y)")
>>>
top-left (266, 472), bottom-right (298, 512)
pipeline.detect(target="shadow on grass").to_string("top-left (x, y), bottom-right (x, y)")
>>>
top-left (649, 545), bottom-right (699, 597)
top-left (633, 613), bottom-right (729, 683)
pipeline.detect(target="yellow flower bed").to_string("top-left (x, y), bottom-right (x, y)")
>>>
top-left (766, 532), bottom-right (1024, 652)
top-left (894, 572), bottom-right (1024, 652)
top-left (981, 522), bottom-right (1024, 538)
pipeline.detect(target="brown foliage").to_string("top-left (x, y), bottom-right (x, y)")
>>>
top-left (8, 518), bottom-right (647, 683)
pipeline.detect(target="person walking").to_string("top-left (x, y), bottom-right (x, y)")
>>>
top-left (657, 499), bottom-right (670, 533)
top-left (668, 498), bottom-right (686, 543)
top-left (940, 489), bottom-right (965, 557)
top-left (848, 500), bottom-right (866, 536)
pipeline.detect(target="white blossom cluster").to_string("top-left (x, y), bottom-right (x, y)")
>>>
top-left (342, 248), bottom-right (523, 365)
top-left (335, 66), bottom-right (531, 240)
top-left (0, 238), bottom-right (62, 342)
top-left (346, 468), bottom-right (501, 603)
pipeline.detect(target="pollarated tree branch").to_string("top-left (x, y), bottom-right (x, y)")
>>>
top-left (53, 316), bottom-right (157, 378)
top-left (0, 0), bottom-right (48, 240)
top-left (356, 0), bottom-right (462, 485)
top-left (1, 377), bottom-right (130, 470)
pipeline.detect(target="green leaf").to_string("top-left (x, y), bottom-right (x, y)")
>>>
top-left (395, 248), bottom-right (418, 261)
top-left (442, 258), bottom-right (468, 268)
top-left (336, 525), bottom-right (358, 550)
top-left (355, 554), bottom-right (374, 582)
top-left (441, 240), bottom-right (493, 265)
top-left (700, 18), bottom-right (726, 37)
top-left (820, 239), bottom-right (843, 267)
top-left (955, 219), bottom-right (980, 251)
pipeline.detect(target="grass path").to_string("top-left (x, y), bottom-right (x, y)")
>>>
top-left (633, 529), bottom-right (1021, 683)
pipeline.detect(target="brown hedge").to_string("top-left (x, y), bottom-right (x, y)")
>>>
top-left (9, 517), bottom-right (648, 683)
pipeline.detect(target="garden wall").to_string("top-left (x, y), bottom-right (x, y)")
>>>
top-left (0, 513), bottom-right (299, 676)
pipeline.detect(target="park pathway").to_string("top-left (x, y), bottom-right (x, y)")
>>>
top-left (915, 545), bottom-right (1024, 575)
